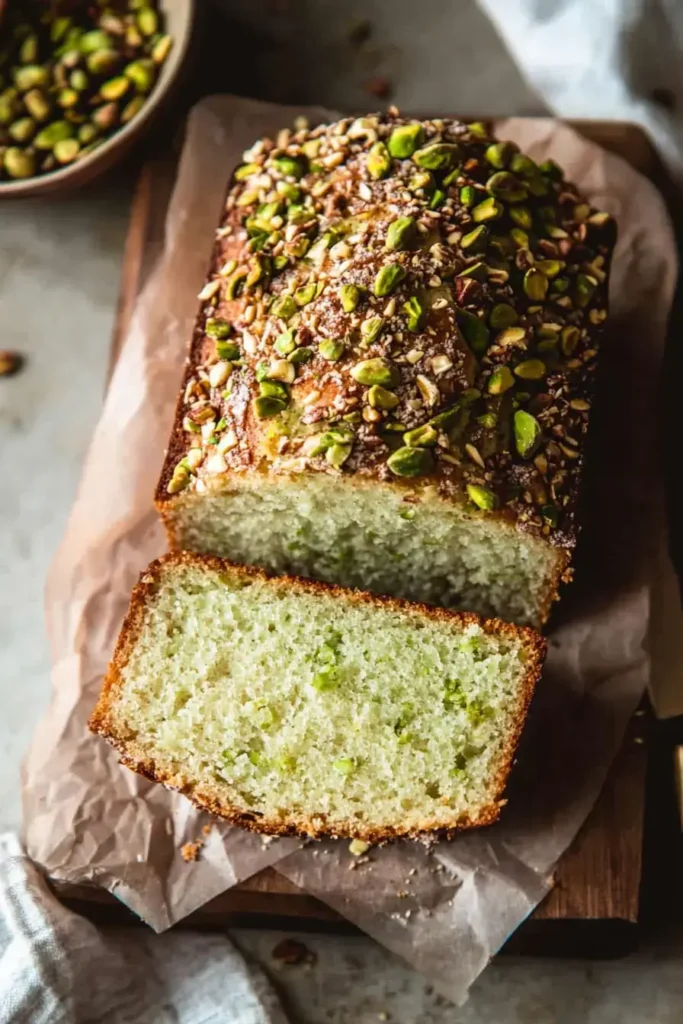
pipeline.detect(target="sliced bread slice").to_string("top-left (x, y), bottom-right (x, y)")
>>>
top-left (90, 553), bottom-right (546, 840)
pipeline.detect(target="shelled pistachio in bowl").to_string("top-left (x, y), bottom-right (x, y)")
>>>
top-left (0, 0), bottom-right (174, 182)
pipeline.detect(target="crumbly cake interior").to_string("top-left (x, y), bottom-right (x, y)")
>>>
top-left (172, 474), bottom-right (559, 627)
top-left (109, 562), bottom-right (537, 834)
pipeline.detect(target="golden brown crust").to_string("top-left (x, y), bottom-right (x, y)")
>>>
top-left (155, 110), bottom-right (616, 568)
top-left (90, 551), bottom-right (546, 841)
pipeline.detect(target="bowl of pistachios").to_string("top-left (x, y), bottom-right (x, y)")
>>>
top-left (0, 0), bottom-right (194, 196)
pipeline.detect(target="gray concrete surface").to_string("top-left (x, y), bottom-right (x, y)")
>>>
top-left (1, 0), bottom-right (681, 1019)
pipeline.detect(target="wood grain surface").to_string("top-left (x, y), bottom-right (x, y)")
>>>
top-left (70, 118), bottom-right (662, 955)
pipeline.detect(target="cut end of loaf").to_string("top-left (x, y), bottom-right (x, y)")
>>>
top-left (90, 553), bottom-right (546, 840)
top-left (160, 473), bottom-right (566, 629)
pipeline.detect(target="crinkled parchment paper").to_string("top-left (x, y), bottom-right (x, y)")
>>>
top-left (23, 96), bottom-right (678, 1003)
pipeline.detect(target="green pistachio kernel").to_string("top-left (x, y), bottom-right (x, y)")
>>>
top-left (460, 185), bottom-right (476, 207)
top-left (272, 155), bottom-right (306, 179)
top-left (472, 197), bottom-right (504, 222)
top-left (488, 365), bottom-right (514, 394)
top-left (319, 338), bottom-right (345, 361)
top-left (429, 404), bottom-right (460, 430)
top-left (486, 171), bottom-right (527, 203)
top-left (80, 29), bottom-right (114, 53)
top-left (467, 121), bottom-right (488, 138)
top-left (496, 326), bottom-right (527, 347)
top-left (368, 385), bottom-right (400, 410)
top-left (523, 267), bottom-right (549, 301)
top-left (551, 276), bottom-right (570, 294)
top-left (4, 147), bottom-right (35, 179)
top-left (217, 341), bottom-right (240, 360)
top-left (515, 359), bottom-right (546, 380)
top-left (403, 296), bottom-right (425, 333)
top-left (326, 444), bottom-right (352, 469)
top-left (8, 117), bottom-right (35, 143)
top-left (253, 396), bottom-right (286, 419)
top-left (351, 358), bottom-right (398, 387)
top-left (510, 153), bottom-right (538, 178)
top-left (367, 140), bottom-right (391, 179)
top-left (374, 263), bottom-right (407, 297)
top-left (54, 138), bottom-right (80, 164)
top-left (429, 188), bottom-right (446, 210)
top-left (332, 757), bottom-right (355, 776)
top-left (510, 227), bottom-right (530, 249)
top-left (456, 261), bottom-right (488, 281)
top-left (467, 484), bottom-right (498, 511)
top-left (271, 294), bottom-right (298, 319)
top-left (287, 204), bottom-right (312, 225)
top-left (387, 123), bottom-right (424, 158)
top-left (489, 303), bottom-right (518, 329)
top-left (14, 64), bottom-right (49, 91)
top-left (460, 225), bottom-right (488, 252)
top-left (137, 6), bottom-right (159, 36)
top-left (259, 380), bottom-right (289, 400)
top-left (561, 325), bottom-right (581, 356)
top-left (478, 412), bottom-right (498, 429)
top-left (100, 76), bottom-right (129, 101)
top-left (226, 269), bottom-right (248, 301)
top-left (289, 346), bottom-right (314, 364)
top-left (455, 308), bottom-right (489, 355)
top-left (509, 205), bottom-right (533, 230)
top-left (339, 284), bottom-right (360, 312)
top-left (575, 273), bottom-right (598, 307)
top-left (34, 120), bottom-right (74, 149)
top-left (412, 142), bottom-right (460, 170)
top-left (387, 446), bottom-right (433, 477)
top-left (152, 34), bottom-right (173, 64)
top-left (205, 317), bottom-right (232, 340)
top-left (361, 316), bottom-right (384, 345)
top-left (294, 283), bottom-right (316, 306)
top-left (275, 329), bottom-right (297, 355)
top-left (87, 50), bottom-right (119, 76)
top-left (408, 169), bottom-right (434, 192)
top-left (386, 216), bottom-right (417, 251)
top-left (404, 424), bottom-right (438, 447)
top-left (536, 259), bottom-right (564, 279)
top-left (485, 141), bottom-right (518, 169)
top-left (514, 409), bottom-right (542, 458)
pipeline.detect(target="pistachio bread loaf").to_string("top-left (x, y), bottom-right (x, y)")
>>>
top-left (90, 553), bottom-right (545, 839)
top-left (156, 111), bottom-right (616, 628)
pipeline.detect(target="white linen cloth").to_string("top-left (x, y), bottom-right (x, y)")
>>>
top-left (478, 0), bottom-right (683, 174)
top-left (0, 835), bottom-right (288, 1024)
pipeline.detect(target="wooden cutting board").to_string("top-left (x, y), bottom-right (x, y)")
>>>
top-left (61, 119), bottom-right (665, 956)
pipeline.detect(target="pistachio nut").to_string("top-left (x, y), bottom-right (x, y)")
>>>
top-left (253, 396), bottom-right (286, 420)
top-left (429, 404), bottom-right (460, 430)
top-left (403, 296), bottom-right (425, 333)
top-left (403, 423), bottom-right (437, 447)
top-left (489, 303), bottom-right (518, 329)
top-left (510, 227), bottom-right (529, 249)
top-left (289, 346), bottom-right (314, 363)
top-left (205, 317), bottom-right (232, 340)
top-left (319, 338), bottom-right (345, 361)
top-left (455, 308), bottom-right (489, 356)
top-left (13, 65), bottom-right (49, 91)
top-left (360, 316), bottom-right (384, 345)
top-left (137, 7), bottom-right (159, 37)
top-left (460, 224), bottom-right (488, 251)
top-left (496, 326), bottom-right (527, 347)
top-left (456, 261), bottom-right (488, 281)
top-left (34, 120), bottom-right (74, 150)
top-left (536, 259), bottom-right (564, 279)
top-left (412, 142), bottom-right (460, 170)
top-left (514, 409), bottom-right (542, 459)
top-left (387, 446), bottom-right (433, 477)
top-left (149, 32), bottom-right (172, 62)
top-left (167, 462), bottom-right (191, 494)
top-left (367, 140), bottom-right (391, 179)
top-left (351, 357), bottom-right (398, 388)
top-left (485, 141), bottom-right (517, 169)
top-left (267, 359), bottom-right (296, 383)
top-left (487, 365), bottom-right (514, 394)
top-left (575, 273), bottom-right (597, 307)
top-left (467, 484), bottom-right (498, 511)
top-left (121, 96), bottom-right (145, 124)
top-left (274, 329), bottom-right (296, 355)
top-left (560, 324), bottom-right (580, 356)
top-left (92, 102), bottom-right (118, 130)
top-left (79, 29), bottom-right (113, 54)
top-left (123, 58), bottom-right (156, 92)
top-left (271, 294), bottom-right (298, 319)
top-left (509, 205), bottom-right (533, 230)
top-left (472, 197), bottom-right (503, 222)
top-left (538, 158), bottom-right (563, 179)
top-left (459, 185), bottom-right (476, 207)
top-left (294, 283), bottom-right (316, 306)
top-left (387, 123), bottom-right (424, 158)
top-left (486, 171), bottom-right (527, 203)
top-left (57, 87), bottom-right (79, 109)
top-left (4, 146), bottom-right (35, 179)
top-left (510, 153), bottom-right (538, 178)
top-left (339, 283), bottom-right (360, 312)
top-left (8, 117), bottom-right (35, 143)
top-left (54, 137), bottom-right (80, 164)
top-left (386, 216), bottom-right (416, 251)
top-left (86, 49), bottom-right (119, 76)
top-left (514, 359), bottom-right (546, 380)
top-left (19, 34), bottom-right (39, 64)
top-left (368, 385), bottom-right (400, 410)
top-left (259, 380), bottom-right (289, 400)
top-left (326, 444), bottom-right (352, 469)
top-left (523, 267), bottom-right (549, 301)
top-left (272, 154), bottom-right (306, 179)
top-left (373, 263), bottom-right (406, 297)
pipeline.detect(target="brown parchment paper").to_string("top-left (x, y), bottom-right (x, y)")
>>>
top-left (23, 96), bottom-right (678, 1003)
